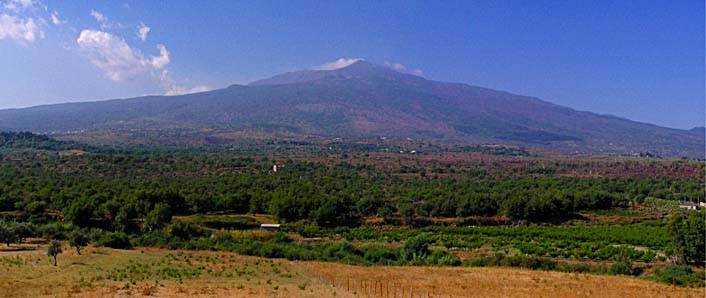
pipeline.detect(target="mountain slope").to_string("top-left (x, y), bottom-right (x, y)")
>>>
top-left (0, 61), bottom-right (702, 156)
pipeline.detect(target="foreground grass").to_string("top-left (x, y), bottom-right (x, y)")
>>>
top-left (306, 261), bottom-right (705, 298)
top-left (0, 244), bottom-right (702, 297)
top-left (0, 246), bottom-right (345, 298)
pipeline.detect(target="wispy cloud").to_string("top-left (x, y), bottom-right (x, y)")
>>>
top-left (50, 10), bottom-right (63, 25)
top-left (313, 58), bottom-right (363, 70)
top-left (160, 70), bottom-right (211, 96)
top-left (90, 9), bottom-right (121, 29)
top-left (3, 0), bottom-right (40, 12)
top-left (384, 61), bottom-right (423, 76)
top-left (137, 22), bottom-right (150, 41)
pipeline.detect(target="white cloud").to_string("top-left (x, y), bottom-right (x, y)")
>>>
top-left (3, 0), bottom-right (38, 12)
top-left (150, 44), bottom-right (169, 68)
top-left (0, 13), bottom-right (43, 44)
top-left (384, 61), bottom-right (423, 76)
top-left (137, 22), bottom-right (150, 41)
top-left (50, 10), bottom-right (63, 25)
top-left (77, 29), bottom-right (207, 95)
top-left (76, 29), bottom-right (169, 81)
top-left (314, 58), bottom-right (363, 70)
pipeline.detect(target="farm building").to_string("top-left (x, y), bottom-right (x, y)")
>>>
top-left (678, 205), bottom-right (698, 210)
top-left (260, 224), bottom-right (281, 232)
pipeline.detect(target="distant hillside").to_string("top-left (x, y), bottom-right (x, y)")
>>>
top-left (0, 131), bottom-right (96, 152)
top-left (0, 61), bottom-right (702, 157)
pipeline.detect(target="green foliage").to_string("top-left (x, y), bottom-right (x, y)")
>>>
top-left (399, 235), bottom-right (430, 260)
top-left (650, 265), bottom-right (705, 287)
top-left (69, 228), bottom-right (90, 255)
top-left (144, 203), bottom-right (172, 232)
top-left (11, 222), bottom-right (35, 244)
top-left (95, 231), bottom-right (131, 249)
top-left (39, 222), bottom-right (72, 240)
top-left (464, 254), bottom-right (557, 271)
top-left (667, 211), bottom-right (705, 265)
top-left (362, 245), bottom-right (398, 264)
top-left (47, 240), bottom-right (62, 266)
top-left (608, 261), bottom-right (640, 276)
top-left (0, 152), bottom-right (701, 227)
top-left (0, 221), bottom-right (14, 246)
top-left (0, 132), bottom-right (97, 152)
top-left (186, 215), bottom-right (258, 230)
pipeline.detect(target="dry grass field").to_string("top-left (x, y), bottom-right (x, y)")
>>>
top-left (305, 261), bottom-right (704, 298)
top-left (0, 244), bottom-right (702, 298)
top-left (0, 246), bottom-right (348, 298)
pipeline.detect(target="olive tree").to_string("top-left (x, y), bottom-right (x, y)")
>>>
top-left (47, 240), bottom-right (63, 266)
top-left (68, 229), bottom-right (89, 255)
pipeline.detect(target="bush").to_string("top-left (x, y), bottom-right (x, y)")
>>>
top-left (399, 235), bottom-right (430, 260)
top-left (95, 231), bottom-right (131, 249)
top-left (651, 265), bottom-right (705, 287)
top-left (463, 254), bottom-right (556, 271)
top-left (363, 246), bottom-right (397, 264)
top-left (608, 261), bottom-right (641, 276)
top-left (556, 262), bottom-right (592, 273)
top-left (165, 222), bottom-right (201, 240)
top-left (323, 239), bottom-right (360, 261)
top-left (39, 222), bottom-right (72, 240)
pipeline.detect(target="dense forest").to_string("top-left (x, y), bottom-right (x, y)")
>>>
top-left (0, 153), bottom-right (703, 228)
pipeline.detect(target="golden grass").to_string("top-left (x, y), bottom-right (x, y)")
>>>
top-left (0, 245), bottom-right (702, 297)
top-left (304, 261), bottom-right (705, 298)
top-left (0, 246), bottom-right (350, 298)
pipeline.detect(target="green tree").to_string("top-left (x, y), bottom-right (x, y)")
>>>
top-left (0, 221), bottom-right (14, 246)
top-left (668, 211), bottom-right (705, 265)
top-left (47, 240), bottom-right (62, 266)
top-left (399, 235), bottom-right (430, 260)
top-left (144, 203), bottom-right (172, 231)
top-left (398, 202), bottom-right (415, 226)
top-left (12, 222), bottom-right (34, 245)
top-left (68, 229), bottom-right (89, 255)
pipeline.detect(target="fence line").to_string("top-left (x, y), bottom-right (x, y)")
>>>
top-left (300, 262), bottom-right (474, 298)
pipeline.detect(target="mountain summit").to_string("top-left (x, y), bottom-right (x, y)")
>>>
top-left (249, 60), bottom-right (417, 86)
top-left (0, 61), bottom-right (702, 157)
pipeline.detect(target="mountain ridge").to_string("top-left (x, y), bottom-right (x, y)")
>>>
top-left (0, 61), bottom-right (702, 157)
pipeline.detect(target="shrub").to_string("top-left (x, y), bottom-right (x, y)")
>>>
top-left (556, 262), bottom-right (592, 273)
top-left (363, 246), bottom-right (397, 265)
top-left (399, 235), bottom-right (430, 260)
top-left (651, 265), bottom-right (705, 287)
top-left (323, 239), bottom-right (360, 261)
top-left (463, 254), bottom-right (556, 271)
top-left (39, 222), bottom-right (72, 240)
top-left (95, 231), bottom-right (132, 249)
top-left (608, 261), bottom-right (641, 276)
top-left (165, 222), bottom-right (201, 240)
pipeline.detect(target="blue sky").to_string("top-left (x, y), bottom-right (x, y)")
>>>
top-left (0, 0), bottom-right (703, 129)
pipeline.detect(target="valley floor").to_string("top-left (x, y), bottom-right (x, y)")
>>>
top-left (0, 244), bottom-right (701, 298)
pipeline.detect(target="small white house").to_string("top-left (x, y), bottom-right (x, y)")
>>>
top-left (679, 205), bottom-right (698, 210)
top-left (260, 224), bottom-right (281, 232)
